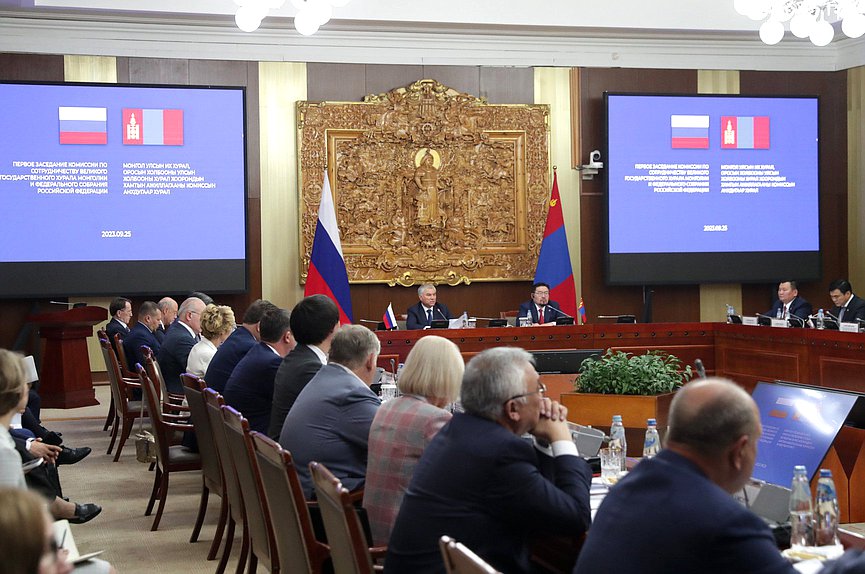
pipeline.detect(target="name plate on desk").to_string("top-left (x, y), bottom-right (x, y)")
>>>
top-left (840, 322), bottom-right (860, 333)
top-left (742, 316), bottom-right (759, 326)
top-left (770, 318), bottom-right (789, 328)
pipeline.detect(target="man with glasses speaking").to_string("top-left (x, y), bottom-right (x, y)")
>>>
top-left (518, 282), bottom-right (566, 325)
top-left (385, 347), bottom-right (592, 573)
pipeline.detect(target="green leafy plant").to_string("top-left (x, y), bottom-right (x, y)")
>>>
top-left (576, 349), bottom-right (692, 395)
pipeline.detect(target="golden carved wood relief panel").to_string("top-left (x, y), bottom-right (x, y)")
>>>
top-left (297, 79), bottom-right (550, 286)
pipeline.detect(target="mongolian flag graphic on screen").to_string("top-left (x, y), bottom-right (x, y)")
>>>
top-left (122, 108), bottom-right (184, 146)
top-left (534, 171), bottom-right (577, 318)
top-left (58, 107), bottom-right (107, 145)
top-left (305, 171), bottom-right (354, 325)
top-left (720, 116), bottom-right (770, 149)
top-left (670, 115), bottom-right (710, 149)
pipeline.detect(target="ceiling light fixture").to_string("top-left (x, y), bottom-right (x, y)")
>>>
top-left (233, 0), bottom-right (352, 35)
top-left (734, 0), bottom-right (865, 46)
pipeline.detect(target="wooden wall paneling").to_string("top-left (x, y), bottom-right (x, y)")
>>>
top-left (847, 429), bottom-right (865, 522)
top-left (188, 59), bottom-right (251, 86)
top-left (421, 65), bottom-right (479, 98)
top-left (849, 67), bottom-right (865, 295)
top-left (814, 354), bottom-right (865, 393)
top-left (577, 68), bottom-right (700, 324)
top-left (480, 67), bottom-right (534, 104)
top-left (306, 63), bottom-right (365, 101)
top-left (126, 57), bottom-right (189, 85)
top-left (0, 53), bottom-right (64, 81)
top-left (115, 57), bottom-right (130, 83)
top-left (364, 64), bottom-right (424, 97)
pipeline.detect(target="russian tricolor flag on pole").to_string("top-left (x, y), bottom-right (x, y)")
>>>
top-left (383, 303), bottom-right (398, 330)
top-left (305, 171), bottom-right (354, 325)
top-left (58, 107), bottom-right (107, 145)
top-left (534, 171), bottom-right (577, 318)
top-left (670, 115), bottom-right (710, 149)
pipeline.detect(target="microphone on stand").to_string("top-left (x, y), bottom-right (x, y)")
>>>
top-left (694, 359), bottom-right (707, 379)
top-left (437, 307), bottom-right (449, 321)
top-left (390, 358), bottom-right (397, 382)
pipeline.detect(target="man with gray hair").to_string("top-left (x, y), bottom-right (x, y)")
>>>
top-left (155, 296), bottom-right (178, 342)
top-left (385, 347), bottom-right (592, 573)
top-left (406, 283), bottom-right (452, 330)
top-left (157, 296), bottom-right (205, 394)
top-left (574, 378), bottom-right (865, 574)
top-left (279, 324), bottom-right (382, 499)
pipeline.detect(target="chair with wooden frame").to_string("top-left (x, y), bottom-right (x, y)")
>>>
top-left (439, 536), bottom-right (501, 574)
top-left (309, 461), bottom-right (386, 574)
top-left (141, 345), bottom-right (186, 408)
top-left (180, 373), bottom-right (227, 560)
top-left (251, 432), bottom-right (330, 573)
top-left (99, 336), bottom-right (146, 461)
top-left (112, 332), bottom-right (138, 379)
top-left (221, 406), bottom-right (279, 574)
top-left (137, 364), bottom-right (201, 531)
top-left (204, 388), bottom-right (249, 574)
top-left (97, 328), bottom-right (115, 432)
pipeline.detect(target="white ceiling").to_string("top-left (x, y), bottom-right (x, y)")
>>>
top-left (0, 0), bottom-right (862, 71)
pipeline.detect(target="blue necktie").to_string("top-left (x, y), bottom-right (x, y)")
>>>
top-left (427, 309), bottom-right (433, 324)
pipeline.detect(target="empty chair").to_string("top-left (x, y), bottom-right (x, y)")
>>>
top-left (309, 461), bottom-right (385, 574)
top-left (439, 536), bottom-right (501, 574)
top-left (137, 364), bottom-right (201, 531)
top-left (99, 336), bottom-right (146, 461)
top-left (251, 432), bottom-right (329, 573)
top-left (221, 405), bottom-right (279, 574)
top-left (180, 373), bottom-right (227, 560)
top-left (204, 388), bottom-right (249, 574)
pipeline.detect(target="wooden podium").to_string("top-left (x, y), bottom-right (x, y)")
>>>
top-left (28, 306), bottom-right (107, 408)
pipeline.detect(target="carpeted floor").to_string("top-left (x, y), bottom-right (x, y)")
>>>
top-left (42, 386), bottom-right (239, 574)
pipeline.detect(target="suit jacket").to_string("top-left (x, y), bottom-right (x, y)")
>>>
top-left (123, 321), bottom-right (161, 371)
top-left (223, 342), bottom-right (283, 435)
top-left (363, 395), bottom-right (451, 546)
top-left (154, 323), bottom-right (166, 344)
top-left (385, 413), bottom-right (592, 574)
top-left (268, 344), bottom-right (325, 439)
top-left (832, 294), bottom-right (865, 324)
top-left (517, 300), bottom-right (564, 324)
top-left (766, 296), bottom-right (812, 322)
top-left (105, 317), bottom-right (130, 356)
top-left (157, 322), bottom-right (197, 394)
top-left (279, 363), bottom-right (381, 499)
top-left (405, 302), bottom-right (452, 330)
top-left (204, 326), bottom-right (257, 393)
top-left (574, 449), bottom-right (796, 574)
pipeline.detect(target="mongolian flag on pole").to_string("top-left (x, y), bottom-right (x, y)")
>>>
top-left (305, 171), bottom-right (353, 325)
top-left (534, 170), bottom-right (577, 318)
top-left (578, 297), bottom-right (587, 324)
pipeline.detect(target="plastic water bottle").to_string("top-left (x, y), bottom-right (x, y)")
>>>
top-left (726, 304), bottom-right (736, 321)
top-left (789, 465), bottom-right (814, 549)
top-left (395, 362), bottom-right (405, 382)
top-left (815, 469), bottom-right (840, 546)
top-left (816, 309), bottom-right (825, 330)
top-left (642, 418), bottom-right (660, 458)
top-left (610, 415), bottom-right (627, 471)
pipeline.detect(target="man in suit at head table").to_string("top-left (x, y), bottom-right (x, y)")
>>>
top-left (828, 279), bottom-right (865, 324)
top-left (766, 280), bottom-right (812, 323)
top-left (517, 282), bottom-right (566, 325)
top-left (406, 283), bottom-right (452, 330)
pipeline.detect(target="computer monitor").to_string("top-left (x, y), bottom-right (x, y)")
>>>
top-left (531, 349), bottom-right (603, 374)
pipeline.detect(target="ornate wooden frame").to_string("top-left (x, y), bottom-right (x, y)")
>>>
top-left (297, 79), bottom-right (550, 286)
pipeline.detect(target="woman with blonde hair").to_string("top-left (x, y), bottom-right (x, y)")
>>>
top-left (186, 304), bottom-right (236, 377)
top-left (362, 335), bottom-right (464, 545)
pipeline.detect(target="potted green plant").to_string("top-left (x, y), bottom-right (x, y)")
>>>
top-left (561, 349), bottom-right (692, 456)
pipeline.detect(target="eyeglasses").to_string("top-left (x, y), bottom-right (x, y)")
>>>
top-left (503, 381), bottom-right (546, 404)
top-left (533, 291), bottom-right (550, 296)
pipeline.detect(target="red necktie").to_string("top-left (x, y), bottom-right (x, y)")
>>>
top-left (538, 307), bottom-right (544, 324)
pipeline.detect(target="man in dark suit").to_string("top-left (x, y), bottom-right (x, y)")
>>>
top-left (766, 280), bottom-right (812, 324)
top-left (517, 281), bottom-right (566, 325)
top-left (105, 296), bottom-right (132, 355)
top-left (157, 296), bottom-right (206, 394)
top-left (155, 297), bottom-right (178, 343)
top-left (223, 307), bottom-right (294, 435)
top-left (123, 300), bottom-right (162, 370)
top-left (829, 279), bottom-right (865, 324)
top-left (406, 283), bottom-right (452, 330)
top-left (279, 325), bottom-right (382, 499)
top-left (269, 294), bottom-right (340, 439)
top-left (574, 378), bottom-right (865, 574)
top-left (385, 347), bottom-right (592, 574)
top-left (204, 299), bottom-right (276, 393)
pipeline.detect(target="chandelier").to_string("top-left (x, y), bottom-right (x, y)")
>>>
top-left (234, 0), bottom-right (352, 36)
top-left (734, 0), bottom-right (865, 45)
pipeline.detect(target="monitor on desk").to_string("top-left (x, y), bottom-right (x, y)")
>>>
top-left (531, 349), bottom-right (603, 374)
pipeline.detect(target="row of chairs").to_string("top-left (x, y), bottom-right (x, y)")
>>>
top-left (97, 329), bottom-right (498, 574)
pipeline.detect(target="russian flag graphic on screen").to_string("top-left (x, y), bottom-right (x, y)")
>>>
top-left (670, 115), bottom-right (710, 149)
top-left (122, 108), bottom-right (184, 146)
top-left (58, 107), bottom-right (107, 145)
top-left (721, 116), bottom-right (770, 149)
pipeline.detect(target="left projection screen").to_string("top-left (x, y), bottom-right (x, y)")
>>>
top-left (0, 82), bottom-right (248, 298)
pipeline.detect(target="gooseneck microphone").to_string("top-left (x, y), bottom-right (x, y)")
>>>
top-left (694, 359), bottom-right (706, 379)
